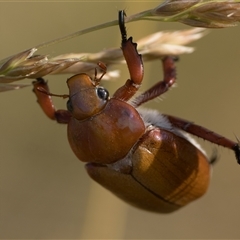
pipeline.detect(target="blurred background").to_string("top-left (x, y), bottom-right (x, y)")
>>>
top-left (0, 1), bottom-right (240, 239)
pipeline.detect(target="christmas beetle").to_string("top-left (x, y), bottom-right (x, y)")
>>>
top-left (33, 10), bottom-right (240, 213)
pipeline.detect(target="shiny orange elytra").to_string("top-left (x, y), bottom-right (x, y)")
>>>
top-left (33, 11), bottom-right (240, 213)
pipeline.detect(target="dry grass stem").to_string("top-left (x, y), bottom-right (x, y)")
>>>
top-left (149, 0), bottom-right (240, 28)
top-left (1, 0), bottom-right (239, 92)
top-left (0, 28), bottom-right (206, 92)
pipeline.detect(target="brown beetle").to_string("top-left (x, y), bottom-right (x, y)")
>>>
top-left (33, 11), bottom-right (240, 213)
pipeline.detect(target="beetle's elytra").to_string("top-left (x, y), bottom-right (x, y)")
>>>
top-left (33, 10), bottom-right (240, 213)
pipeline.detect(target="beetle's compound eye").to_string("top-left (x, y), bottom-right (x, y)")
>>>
top-left (67, 99), bottom-right (73, 112)
top-left (97, 87), bottom-right (109, 101)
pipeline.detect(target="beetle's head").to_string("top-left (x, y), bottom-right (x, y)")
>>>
top-left (66, 73), bottom-right (109, 121)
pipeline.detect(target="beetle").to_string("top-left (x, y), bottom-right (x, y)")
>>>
top-left (32, 10), bottom-right (240, 213)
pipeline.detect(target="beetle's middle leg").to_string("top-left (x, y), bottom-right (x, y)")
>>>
top-left (132, 56), bottom-right (177, 107)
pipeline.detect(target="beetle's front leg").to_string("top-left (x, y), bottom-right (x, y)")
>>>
top-left (33, 78), bottom-right (71, 124)
top-left (166, 115), bottom-right (240, 164)
top-left (113, 11), bottom-right (144, 101)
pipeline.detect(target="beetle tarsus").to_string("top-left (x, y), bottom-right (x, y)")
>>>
top-left (35, 77), bottom-right (46, 84)
top-left (233, 144), bottom-right (240, 164)
top-left (119, 10), bottom-right (127, 42)
top-left (209, 148), bottom-right (219, 165)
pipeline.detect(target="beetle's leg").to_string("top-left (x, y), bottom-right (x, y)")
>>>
top-left (113, 10), bottom-right (144, 101)
top-left (33, 78), bottom-right (71, 124)
top-left (133, 56), bottom-right (177, 107)
top-left (166, 115), bottom-right (240, 164)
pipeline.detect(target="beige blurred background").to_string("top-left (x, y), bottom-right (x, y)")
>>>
top-left (1, 1), bottom-right (240, 239)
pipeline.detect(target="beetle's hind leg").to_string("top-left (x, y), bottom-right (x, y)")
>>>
top-left (166, 114), bottom-right (240, 164)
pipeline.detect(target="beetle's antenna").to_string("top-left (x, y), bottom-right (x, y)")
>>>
top-left (94, 62), bottom-right (107, 85)
top-left (119, 10), bottom-right (127, 42)
top-left (37, 87), bottom-right (69, 99)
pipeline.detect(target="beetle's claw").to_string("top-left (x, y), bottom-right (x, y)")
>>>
top-left (173, 56), bottom-right (179, 62)
top-left (209, 148), bottom-right (219, 165)
top-left (233, 144), bottom-right (240, 164)
top-left (119, 10), bottom-right (127, 42)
